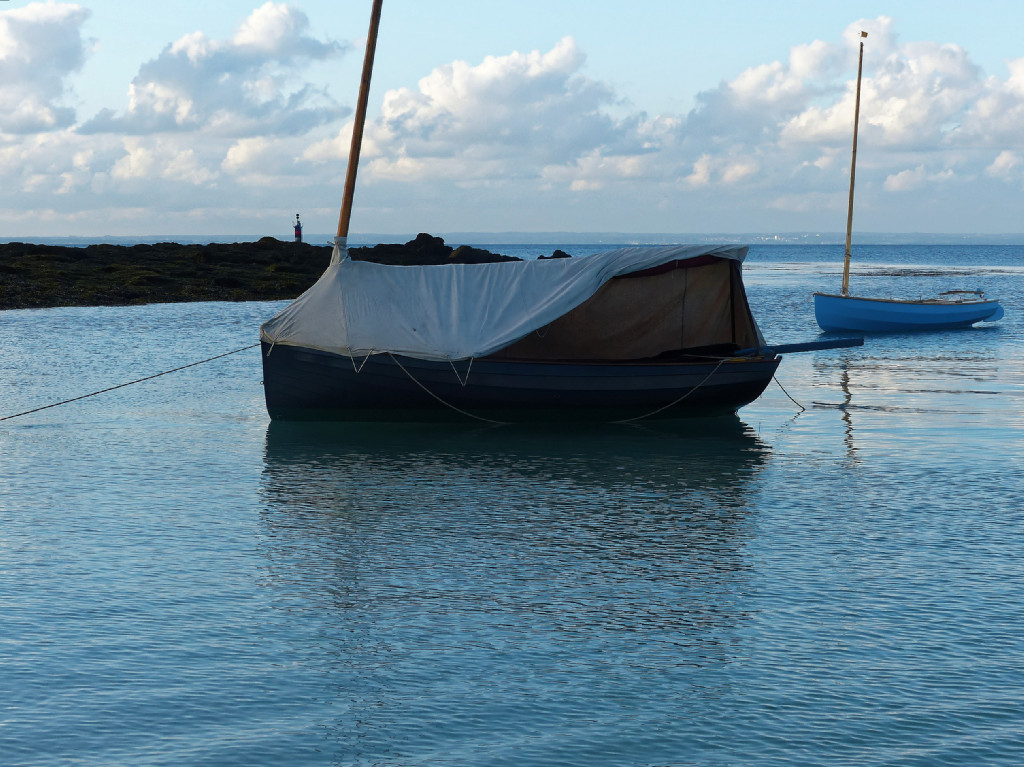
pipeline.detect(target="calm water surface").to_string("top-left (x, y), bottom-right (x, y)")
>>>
top-left (2, 245), bottom-right (1023, 766)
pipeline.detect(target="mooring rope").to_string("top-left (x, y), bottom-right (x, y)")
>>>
top-left (386, 352), bottom-right (506, 424)
top-left (0, 343), bottom-right (260, 423)
top-left (772, 374), bottom-right (806, 412)
top-left (611, 358), bottom-right (728, 423)
top-left (384, 354), bottom-right (760, 425)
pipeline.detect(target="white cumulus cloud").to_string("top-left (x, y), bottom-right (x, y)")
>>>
top-left (883, 165), bottom-right (955, 192)
top-left (360, 37), bottom-right (630, 181)
top-left (985, 150), bottom-right (1022, 180)
top-left (0, 1), bottom-right (91, 133)
top-left (79, 2), bottom-right (347, 137)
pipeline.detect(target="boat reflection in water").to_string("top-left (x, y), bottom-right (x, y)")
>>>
top-left (259, 418), bottom-right (773, 614)
top-left (258, 417), bottom-right (773, 755)
top-left (258, 417), bottom-right (773, 596)
top-left (261, 416), bottom-right (771, 509)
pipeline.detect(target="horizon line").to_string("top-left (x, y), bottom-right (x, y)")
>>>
top-left (4, 231), bottom-right (1024, 245)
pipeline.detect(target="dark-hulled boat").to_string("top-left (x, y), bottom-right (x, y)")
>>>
top-left (260, 244), bottom-right (784, 423)
top-left (261, 346), bottom-right (782, 423)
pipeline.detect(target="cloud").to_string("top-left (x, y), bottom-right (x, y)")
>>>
top-left (883, 165), bottom-right (955, 192)
top-left (690, 15), bottom-right (988, 160)
top-left (79, 2), bottom-right (348, 137)
top-left (958, 57), bottom-right (1024, 148)
top-left (0, 2), bottom-right (363, 235)
top-left (659, 13), bottom-right (1024, 227)
top-left (684, 155), bottom-right (713, 188)
top-left (0, 1), bottom-right (92, 133)
top-left (222, 137), bottom-right (273, 174)
top-left (985, 150), bottom-right (1022, 180)
top-left (859, 43), bottom-right (982, 148)
top-left (105, 137), bottom-right (215, 186)
top-left (722, 159), bottom-right (759, 184)
top-left (773, 19), bottom-right (984, 150)
top-left (682, 25), bottom-right (874, 150)
top-left (357, 37), bottom-right (633, 182)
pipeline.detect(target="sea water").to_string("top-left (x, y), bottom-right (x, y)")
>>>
top-left (1, 244), bottom-right (1023, 766)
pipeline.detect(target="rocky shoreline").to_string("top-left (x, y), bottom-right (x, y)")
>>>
top-left (0, 233), bottom-right (571, 310)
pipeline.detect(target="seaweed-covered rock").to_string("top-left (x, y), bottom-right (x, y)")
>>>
top-left (0, 238), bottom-right (332, 309)
top-left (0, 234), bottom-right (569, 309)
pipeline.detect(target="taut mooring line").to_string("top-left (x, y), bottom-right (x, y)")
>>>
top-left (773, 374), bottom-right (806, 412)
top-left (0, 343), bottom-right (260, 422)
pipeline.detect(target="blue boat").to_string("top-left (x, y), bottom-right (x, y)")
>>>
top-left (814, 291), bottom-right (1005, 332)
top-left (813, 32), bottom-right (1004, 333)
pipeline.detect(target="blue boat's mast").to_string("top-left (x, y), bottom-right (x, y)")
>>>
top-left (842, 31), bottom-right (867, 297)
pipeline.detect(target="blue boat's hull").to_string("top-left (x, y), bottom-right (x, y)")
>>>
top-left (814, 293), bottom-right (1004, 332)
top-left (261, 342), bottom-right (781, 423)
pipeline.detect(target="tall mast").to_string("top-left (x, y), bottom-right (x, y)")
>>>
top-left (841, 31), bottom-right (867, 297)
top-left (336, 0), bottom-right (384, 240)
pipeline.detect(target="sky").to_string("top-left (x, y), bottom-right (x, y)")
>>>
top-left (2, 0), bottom-right (1024, 239)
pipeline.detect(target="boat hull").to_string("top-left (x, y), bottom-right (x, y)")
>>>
top-left (814, 293), bottom-right (1004, 332)
top-left (261, 342), bottom-right (781, 423)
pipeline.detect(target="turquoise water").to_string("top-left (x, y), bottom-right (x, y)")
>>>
top-left (2, 245), bottom-right (1023, 766)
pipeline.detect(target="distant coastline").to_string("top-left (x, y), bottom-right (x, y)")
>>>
top-left (5, 231), bottom-right (1024, 247)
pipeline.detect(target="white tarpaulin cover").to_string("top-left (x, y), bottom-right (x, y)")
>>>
top-left (259, 238), bottom-right (748, 362)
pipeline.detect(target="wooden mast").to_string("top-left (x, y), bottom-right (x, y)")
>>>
top-left (841, 31), bottom-right (867, 297)
top-left (336, 0), bottom-right (384, 240)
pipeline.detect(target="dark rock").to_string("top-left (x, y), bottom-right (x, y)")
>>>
top-left (449, 244), bottom-right (520, 264)
top-left (539, 249), bottom-right (572, 259)
top-left (349, 233), bottom-right (519, 266)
